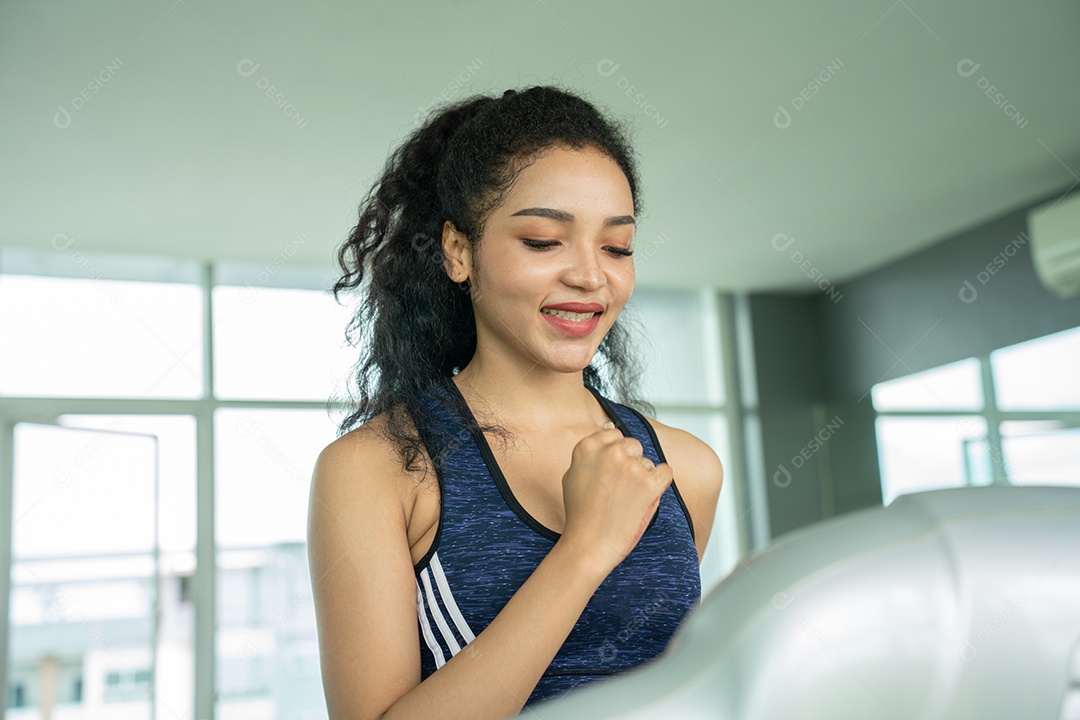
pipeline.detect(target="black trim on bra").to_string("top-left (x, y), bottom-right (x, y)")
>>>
top-left (620, 404), bottom-right (697, 544)
top-left (444, 376), bottom-right (561, 541)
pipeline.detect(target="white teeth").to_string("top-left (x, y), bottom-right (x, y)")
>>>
top-left (541, 308), bottom-right (596, 322)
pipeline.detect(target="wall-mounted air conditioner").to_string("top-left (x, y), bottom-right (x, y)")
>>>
top-left (1029, 190), bottom-right (1080, 298)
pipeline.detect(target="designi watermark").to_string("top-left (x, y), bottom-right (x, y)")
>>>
top-left (774, 415), bottom-right (844, 488)
top-left (958, 231), bottom-right (1028, 303)
top-left (54, 57), bottom-right (124, 129)
top-left (237, 59), bottom-right (308, 129)
top-left (771, 233), bottom-right (843, 303)
top-left (957, 59), bottom-right (1028, 130)
top-left (414, 58), bottom-right (485, 124)
top-left (597, 59), bottom-right (669, 129)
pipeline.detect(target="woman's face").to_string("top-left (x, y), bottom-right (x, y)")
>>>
top-left (443, 144), bottom-right (636, 376)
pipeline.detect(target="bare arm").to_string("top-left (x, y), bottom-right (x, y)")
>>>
top-left (307, 426), bottom-right (613, 720)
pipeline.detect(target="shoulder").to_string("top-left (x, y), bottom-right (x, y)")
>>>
top-left (638, 413), bottom-right (724, 498)
top-left (634, 412), bottom-right (724, 561)
top-left (314, 419), bottom-right (394, 483)
top-left (310, 415), bottom-right (417, 515)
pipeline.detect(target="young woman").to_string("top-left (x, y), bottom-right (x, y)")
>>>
top-left (308, 85), bottom-right (723, 719)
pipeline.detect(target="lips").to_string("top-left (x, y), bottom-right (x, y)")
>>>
top-left (538, 301), bottom-right (606, 337)
top-left (540, 302), bottom-right (604, 313)
top-left (540, 307), bottom-right (602, 336)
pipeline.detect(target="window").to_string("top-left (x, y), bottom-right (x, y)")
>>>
top-left (626, 287), bottom-right (725, 406)
top-left (0, 248), bottom-right (203, 399)
top-left (214, 409), bottom-right (335, 713)
top-left (874, 416), bottom-right (990, 505)
top-left (991, 325), bottom-right (1080, 410)
top-left (102, 666), bottom-right (152, 703)
top-left (211, 261), bottom-right (354, 401)
top-left (870, 357), bottom-right (982, 411)
top-left (1000, 422), bottom-right (1080, 486)
top-left (871, 325), bottom-right (1080, 504)
top-left (0, 248), bottom-right (333, 720)
top-left (6, 420), bottom-right (164, 715)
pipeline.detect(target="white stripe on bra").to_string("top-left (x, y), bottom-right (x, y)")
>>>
top-left (430, 551), bottom-right (477, 643)
top-left (421, 563), bottom-right (462, 654)
top-left (415, 579), bottom-right (446, 668)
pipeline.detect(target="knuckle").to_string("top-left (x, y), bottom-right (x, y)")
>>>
top-left (575, 435), bottom-right (597, 453)
top-left (603, 439), bottom-right (625, 457)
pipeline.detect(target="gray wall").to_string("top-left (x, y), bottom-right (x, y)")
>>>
top-left (744, 295), bottom-right (828, 538)
top-left (817, 186), bottom-right (1080, 400)
top-left (744, 183), bottom-right (1080, 541)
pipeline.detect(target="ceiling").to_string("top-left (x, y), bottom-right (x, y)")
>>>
top-left (1, 0), bottom-right (1078, 292)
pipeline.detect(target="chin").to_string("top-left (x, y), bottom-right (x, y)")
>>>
top-left (542, 349), bottom-right (602, 373)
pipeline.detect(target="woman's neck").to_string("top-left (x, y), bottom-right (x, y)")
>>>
top-left (451, 357), bottom-right (601, 431)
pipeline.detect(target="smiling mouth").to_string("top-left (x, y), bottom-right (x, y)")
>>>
top-left (540, 308), bottom-right (600, 322)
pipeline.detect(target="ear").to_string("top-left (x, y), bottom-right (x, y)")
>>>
top-left (441, 220), bottom-right (472, 283)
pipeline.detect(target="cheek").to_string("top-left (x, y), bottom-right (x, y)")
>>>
top-left (480, 261), bottom-right (551, 309)
top-left (608, 262), bottom-right (635, 296)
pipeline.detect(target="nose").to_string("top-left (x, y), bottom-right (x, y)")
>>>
top-left (563, 242), bottom-right (606, 291)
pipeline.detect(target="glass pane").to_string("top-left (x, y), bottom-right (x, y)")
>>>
top-left (7, 423), bottom-right (159, 719)
top-left (53, 414), bottom-right (198, 719)
top-left (212, 284), bottom-right (356, 401)
top-left (653, 410), bottom-right (735, 595)
top-left (991, 325), bottom-right (1080, 410)
top-left (0, 275), bottom-right (203, 398)
top-left (1001, 421), bottom-right (1080, 486)
top-left (875, 416), bottom-right (989, 505)
top-left (626, 288), bottom-right (724, 406)
top-left (58, 415), bottom-right (197, 553)
top-left (871, 357), bottom-right (983, 411)
top-left (215, 408), bottom-right (337, 719)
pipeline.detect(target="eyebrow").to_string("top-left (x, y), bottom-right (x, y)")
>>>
top-left (509, 207), bottom-right (636, 228)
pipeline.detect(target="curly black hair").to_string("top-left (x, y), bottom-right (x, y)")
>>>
top-left (329, 84), bottom-right (656, 484)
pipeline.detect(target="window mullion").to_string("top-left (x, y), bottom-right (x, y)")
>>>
top-left (195, 261), bottom-right (216, 720)
top-left (980, 353), bottom-right (1008, 484)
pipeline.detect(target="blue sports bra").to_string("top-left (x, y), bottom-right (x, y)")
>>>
top-left (412, 376), bottom-right (702, 707)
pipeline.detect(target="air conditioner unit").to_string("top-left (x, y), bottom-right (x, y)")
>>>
top-left (1029, 190), bottom-right (1080, 298)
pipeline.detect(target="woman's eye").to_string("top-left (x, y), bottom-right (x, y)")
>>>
top-left (521, 239), bottom-right (633, 257)
top-left (521, 239), bottom-right (559, 249)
